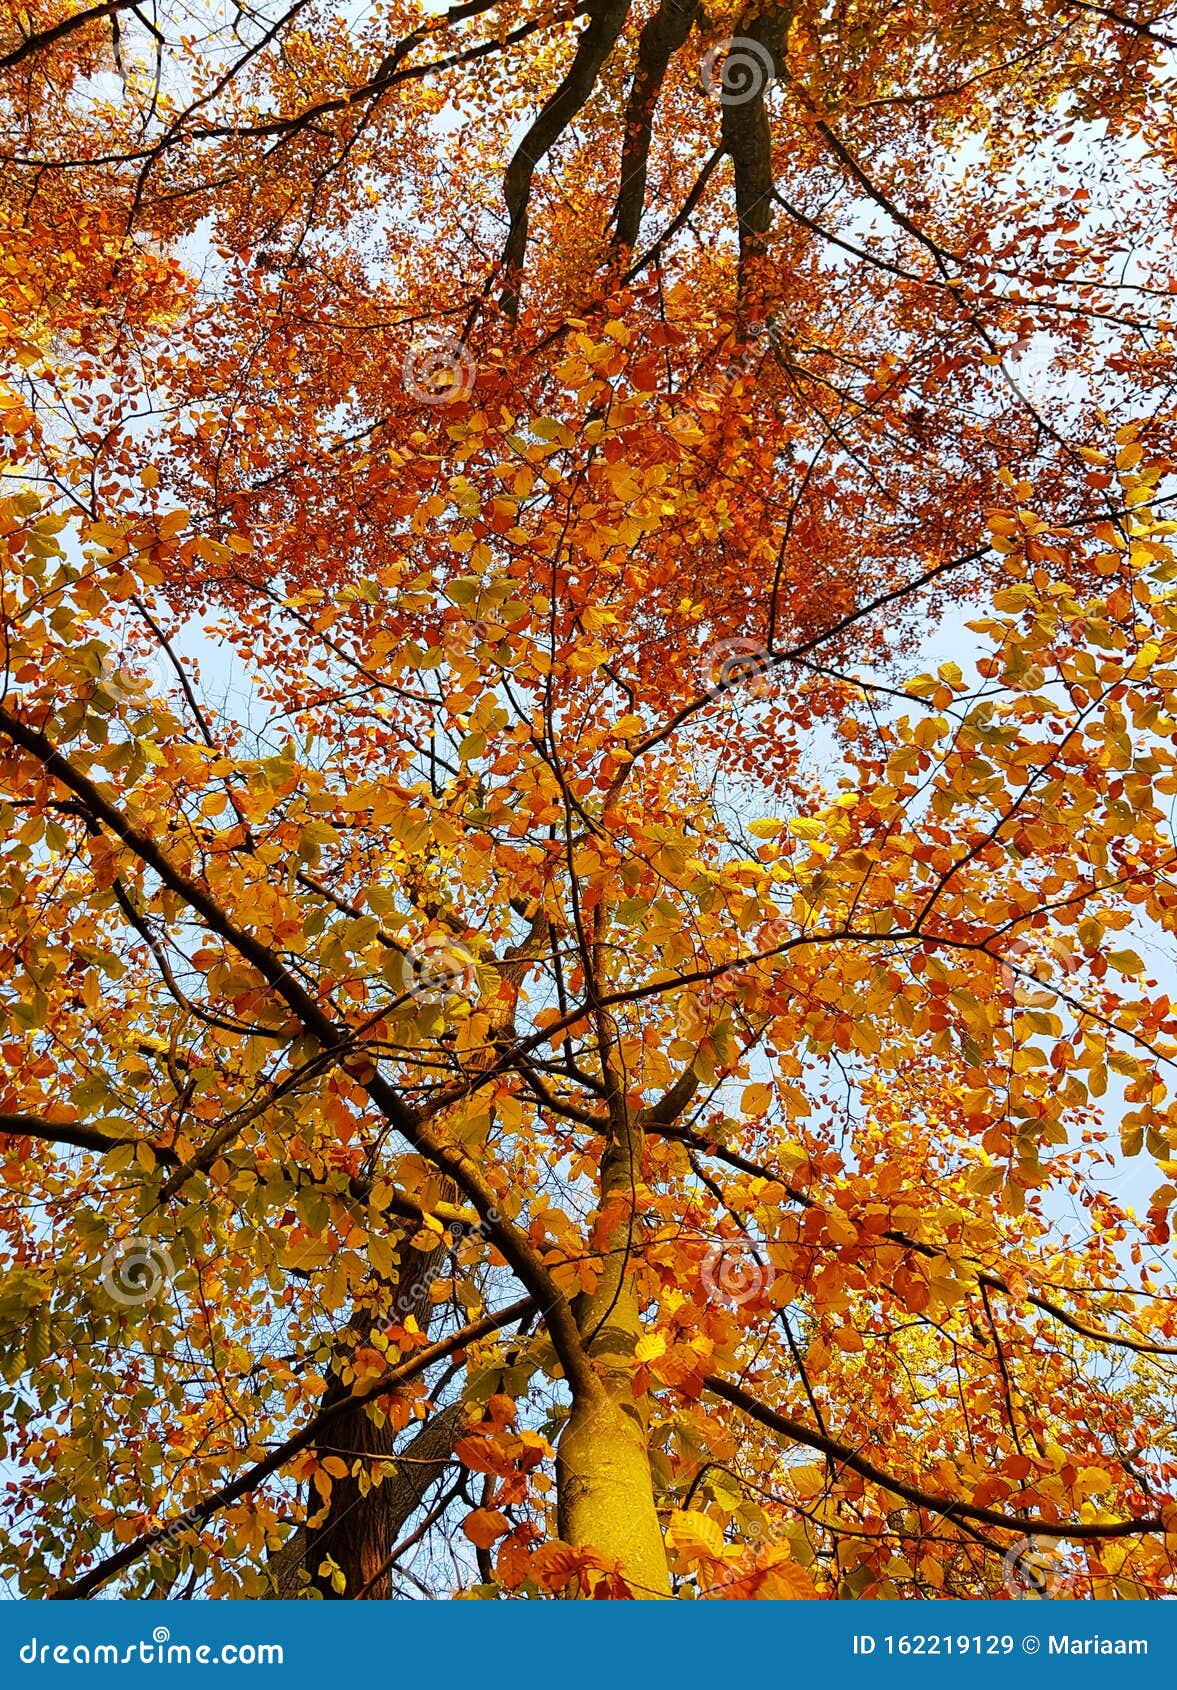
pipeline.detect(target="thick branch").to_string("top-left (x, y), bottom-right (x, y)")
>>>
top-left (612, 0), bottom-right (699, 250)
top-left (704, 1376), bottom-right (1169, 1539)
top-left (49, 1298), bottom-right (534, 1599)
top-left (501, 0), bottom-right (632, 315)
top-left (717, 7), bottom-right (791, 302)
top-left (0, 1112), bottom-right (178, 1163)
top-left (0, 0), bottom-right (140, 69)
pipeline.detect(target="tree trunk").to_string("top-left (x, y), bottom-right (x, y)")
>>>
top-left (268, 1166), bottom-right (458, 1599)
top-left (558, 1128), bottom-right (671, 1597)
top-left (266, 1402), bottom-right (466, 1598)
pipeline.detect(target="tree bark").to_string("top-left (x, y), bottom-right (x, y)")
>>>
top-left (557, 1132), bottom-right (671, 1595)
top-left (266, 1402), bottom-right (467, 1598)
top-left (266, 1166), bottom-right (459, 1599)
top-left (556, 976), bottom-right (672, 1596)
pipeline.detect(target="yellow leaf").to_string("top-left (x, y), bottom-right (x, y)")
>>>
top-left (740, 1082), bottom-right (773, 1115)
top-left (825, 1211), bottom-right (858, 1247)
top-left (666, 1508), bottom-right (724, 1560)
top-left (635, 1331), bottom-right (667, 1364)
top-left (788, 1463), bottom-right (825, 1499)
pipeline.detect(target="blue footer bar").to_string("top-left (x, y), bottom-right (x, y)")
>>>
top-left (1, 1601), bottom-right (1173, 1688)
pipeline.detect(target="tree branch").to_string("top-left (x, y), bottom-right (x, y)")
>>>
top-left (49, 1298), bottom-right (534, 1599)
top-left (704, 1375), bottom-right (1169, 1539)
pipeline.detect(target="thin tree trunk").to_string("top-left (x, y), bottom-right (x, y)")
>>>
top-left (556, 969), bottom-right (672, 1597)
top-left (266, 1172), bottom-right (459, 1598)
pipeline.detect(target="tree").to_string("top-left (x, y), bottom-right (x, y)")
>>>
top-left (1, 0), bottom-right (1177, 1600)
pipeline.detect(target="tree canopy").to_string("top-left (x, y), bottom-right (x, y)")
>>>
top-left (2, 0), bottom-right (1177, 1600)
